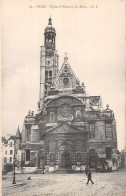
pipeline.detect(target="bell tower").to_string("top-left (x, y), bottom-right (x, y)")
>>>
top-left (39, 18), bottom-right (59, 110)
top-left (44, 17), bottom-right (56, 54)
top-left (44, 18), bottom-right (59, 94)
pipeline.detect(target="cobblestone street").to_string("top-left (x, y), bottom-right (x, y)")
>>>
top-left (2, 170), bottom-right (126, 196)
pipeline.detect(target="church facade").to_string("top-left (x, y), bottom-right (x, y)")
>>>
top-left (21, 18), bottom-right (119, 171)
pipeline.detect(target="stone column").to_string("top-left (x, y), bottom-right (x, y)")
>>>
top-left (45, 140), bottom-right (49, 165)
top-left (39, 46), bottom-right (45, 110)
top-left (112, 119), bottom-right (117, 141)
top-left (72, 140), bottom-right (76, 166)
top-left (55, 140), bottom-right (59, 166)
top-left (82, 137), bottom-right (87, 166)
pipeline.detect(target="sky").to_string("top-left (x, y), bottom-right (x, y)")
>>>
top-left (1, 0), bottom-right (125, 150)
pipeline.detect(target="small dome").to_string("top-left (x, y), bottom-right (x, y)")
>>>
top-left (45, 18), bottom-right (56, 34)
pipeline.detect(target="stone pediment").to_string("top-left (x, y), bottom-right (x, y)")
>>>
top-left (46, 123), bottom-right (85, 135)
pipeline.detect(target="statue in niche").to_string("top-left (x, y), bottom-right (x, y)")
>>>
top-left (49, 112), bottom-right (55, 123)
top-left (76, 110), bottom-right (81, 120)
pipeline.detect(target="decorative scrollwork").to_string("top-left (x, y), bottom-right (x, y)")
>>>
top-left (88, 113), bottom-right (96, 120)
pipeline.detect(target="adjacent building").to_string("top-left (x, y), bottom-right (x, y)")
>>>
top-left (2, 127), bottom-right (22, 171)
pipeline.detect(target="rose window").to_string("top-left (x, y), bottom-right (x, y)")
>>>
top-left (63, 77), bottom-right (69, 86)
top-left (59, 104), bottom-right (73, 119)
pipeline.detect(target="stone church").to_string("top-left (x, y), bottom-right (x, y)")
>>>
top-left (21, 18), bottom-right (118, 171)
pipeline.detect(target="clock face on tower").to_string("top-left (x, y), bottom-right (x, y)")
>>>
top-left (46, 58), bottom-right (53, 67)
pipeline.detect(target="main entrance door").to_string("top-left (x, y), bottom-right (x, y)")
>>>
top-left (61, 152), bottom-right (71, 169)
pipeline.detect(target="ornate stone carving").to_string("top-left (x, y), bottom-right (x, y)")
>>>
top-left (49, 141), bottom-right (55, 151)
top-left (89, 96), bottom-right (100, 106)
top-left (88, 113), bottom-right (96, 120)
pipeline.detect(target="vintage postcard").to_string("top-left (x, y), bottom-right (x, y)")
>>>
top-left (1, 0), bottom-right (125, 195)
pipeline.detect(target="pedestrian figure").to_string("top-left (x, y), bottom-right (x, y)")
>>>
top-left (86, 170), bottom-right (94, 184)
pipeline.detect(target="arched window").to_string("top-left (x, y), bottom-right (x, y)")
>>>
top-left (26, 149), bottom-right (30, 161)
top-left (49, 70), bottom-right (52, 78)
top-left (89, 123), bottom-right (95, 139)
top-left (64, 65), bottom-right (68, 73)
top-left (45, 84), bottom-right (47, 91)
top-left (52, 35), bottom-right (55, 43)
top-left (45, 35), bottom-right (48, 43)
top-left (50, 153), bottom-right (55, 162)
top-left (45, 70), bottom-right (48, 77)
top-left (48, 34), bottom-right (52, 42)
top-left (105, 123), bottom-right (112, 140)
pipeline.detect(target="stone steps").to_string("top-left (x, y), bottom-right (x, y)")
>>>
top-left (51, 169), bottom-right (82, 174)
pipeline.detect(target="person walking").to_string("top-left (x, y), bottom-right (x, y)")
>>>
top-left (86, 169), bottom-right (94, 184)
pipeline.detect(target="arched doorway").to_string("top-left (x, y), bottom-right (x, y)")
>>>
top-left (37, 149), bottom-right (45, 169)
top-left (59, 143), bottom-right (72, 169)
top-left (61, 152), bottom-right (71, 169)
top-left (87, 148), bottom-right (98, 168)
top-left (38, 156), bottom-right (45, 169)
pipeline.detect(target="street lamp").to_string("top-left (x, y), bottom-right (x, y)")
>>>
top-left (12, 156), bottom-right (16, 184)
top-left (12, 136), bottom-right (20, 184)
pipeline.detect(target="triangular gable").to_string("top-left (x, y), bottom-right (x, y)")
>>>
top-left (54, 57), bottom-right (79, 90)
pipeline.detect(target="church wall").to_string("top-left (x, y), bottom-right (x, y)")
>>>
top-left (31, 125), bottom-right (40, 143)
top-left (112, 120), bottom-right (117, 141)
top-left (22, 129), bottom-right (25, 142)
top-left (87, 141), bottom-right (117, 151)
top-left (95, 121), bottom-right (105, 140)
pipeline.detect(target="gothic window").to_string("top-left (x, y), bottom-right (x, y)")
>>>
top-left (26, 149), bottom-right (30, 161)
top-left (105, 123), bottom-right (112, 140)
top-left (26, 129), bottom-right (31, 138)
top-left (45, 84), bottom-right (47, 91)
top-left (45, 35), bottom-right (48, 43)
top-left (89, 123), bottom-right (95, 139)
top-left (64, 65), bottom-right (68, 73)
top-left (48, 34), bottom-right (52, 42)
top-left (76, 153), bottom-right (81, 162)
top-left (52, 36), bottom-right (55, 43)
top-left (45, 70), bottom-right (48, 77)
top-left (50, 153), bottom-right (55, 162)
top-left (49, 70), bottom-right (52, 78)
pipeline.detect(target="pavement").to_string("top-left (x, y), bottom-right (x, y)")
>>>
top-left (2, 170), bottom-right (126, 196)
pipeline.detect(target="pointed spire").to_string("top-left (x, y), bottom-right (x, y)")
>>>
top-left (16, 125), bottom-right (20, 137)
top-left (64, 53), bottom-right (68, 61)
top-left (48, 17), bottom-right (52, 25)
